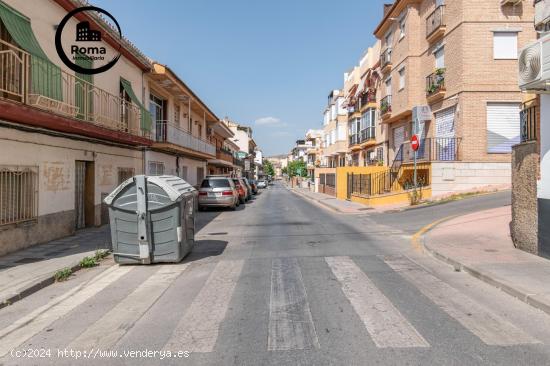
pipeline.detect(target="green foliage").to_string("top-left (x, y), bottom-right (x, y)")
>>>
top-left (287, 160), bottom-right (308, 178)
top-left (54, 268), bottom-right (72, 282)
top-left (282, 167), bottom-right (288, 175)
top-left (263, 160), bottom-right (275, 177)
top-left (79, 256), bottom-right (98, 268)
top-left (94, 249), bottom-right (109, 261)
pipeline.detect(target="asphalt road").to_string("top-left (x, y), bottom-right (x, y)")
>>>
top-left (1, 183), bottom-right (550, 366)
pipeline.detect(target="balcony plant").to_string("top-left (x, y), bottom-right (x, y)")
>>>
top-left (426, 68), bottom-right (446, 95)
top-left (380, 100), bottom-right (391, 115)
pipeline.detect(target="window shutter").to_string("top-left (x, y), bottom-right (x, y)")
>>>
top-left (493, 32), bottom-right (518, 60)
top-left (487, 103), bottom-right (520, 153)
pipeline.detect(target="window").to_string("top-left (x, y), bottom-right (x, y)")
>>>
top-left (117, 167), bottom-right (135, 184)
top-left (435, 46), bottom-right (445, 69)
top-left (385, 31), bottom-right (393, 48)
top-left (174, 105), bottom-right (180, 126)
top-left (148, 161), bottom-right (165, 176)
top-left (0, 166), bottom-right (38, 225)
top-left (198, 124), bottom-right (202, 138)
top-left (486, 103), bottom-right (520, 153)
top-left (196, 167), bottom-right (205, 184)
top-left (493, 32), bottom-right (518, 60)
top-left (399, 68), bottom-right (406, 90)
top-left (399, 14), bottom-right (406, 39)
top-left (385, 77), bottom-right (392, 96)
top-left (180, 165), bottom-right (188, 180)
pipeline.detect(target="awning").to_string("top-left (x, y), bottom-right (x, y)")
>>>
top-left (0, 1), bottom-right (62, 101)
top-left (120, 78), bottom-right (152, 132)
top-left (207, 159), bottom-right (234, 168)
top-left (346, 84), bottom-right (359, 106)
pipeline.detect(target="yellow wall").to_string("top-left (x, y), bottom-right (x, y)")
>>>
top-left (350, 188), bottom-right (432, 206)
top-left (335, 166), bottom-right (388, 200)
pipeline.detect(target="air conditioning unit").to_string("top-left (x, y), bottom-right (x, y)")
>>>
top-left (535, 0), bottom-right (550, 32)
top-left (518, 33), bottom-right (550, 91)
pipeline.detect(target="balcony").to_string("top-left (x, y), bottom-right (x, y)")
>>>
top-left (216, 147), bottom-right (234, 163)
top-left (426, 5), bottom-right (445, 44)
top-left (154, 121), bottom-right (216, 157)
top-left (0, 39), bottom-right (149, 140)
top-left (380, 48), bottom-right (392, 74)
top-left (360, 127), bottom-right (376, 143)
top-left (426, 68), bottom-right (446, 103)
top-left (359, 90), bottom-right (376, 110)
top-left (233, 157), bottom-right (245, 168)
top-left (380, 95), bottom-right (392, 119)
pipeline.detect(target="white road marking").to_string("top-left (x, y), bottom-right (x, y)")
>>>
top-left (69, 263), bottom-right (190, 350)
top-left (384, 256), bottom-right (540, 346)
top-left (267, 257), bottom-right (320, 351)
top-left (0, 265), bottom-right (132, 357)
top-left (164, 260), bottom-right (244, 353)
top-left (325, 256), bottom-right (429, 348)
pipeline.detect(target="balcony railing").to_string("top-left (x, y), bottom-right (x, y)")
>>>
top-left (360, 90), bottom-right (376, 108)
top-left (520, 106), bottom-right (538, 143)
top-left (426, 5), bottom-right (445, 39)
top-left (0, 39), bottom-right (148, 138)
top-left (381, 95), bottom-right (392, 115)
top-left (396, 137), bottom-right (462, 163)
top-left (349, 134), bottom-right (359, 146)
top-left (426, 68), bottom-right (446, 96)
top-left (381, 48), bottom-right (392, 69)
top-left (233, 157), bottom-right (245, 168)
top-left (360, 127), bottom-right (376, 141)
top-left (154, 121), bottom-right (216, 156)
top-left (216, 147), bottom-right (234, 163)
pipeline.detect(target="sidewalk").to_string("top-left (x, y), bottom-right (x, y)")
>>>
top-left (0, 225), bottom-right (111, 308)
top-left (290, 186), bottom-right (409, 213)
top-left (423, 206), bottom-right (550, 315)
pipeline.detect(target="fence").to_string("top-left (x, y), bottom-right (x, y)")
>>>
top-left (319, 173), bottom-right (336, 196)
top-left (520, 105), bottom-right (537, 143)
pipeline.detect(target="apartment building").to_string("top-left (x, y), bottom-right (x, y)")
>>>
top-left (207, 122), bottom-right (241, 177)
top-left (0, 0), bottom-right (230, 255)
top-left (345, 41), bottom-right (388, 167)
top-left (375, 0), bottom-right (535, 196)
top-left (321, 90), bottom-right (348, 168)
top-left (305, 129), bottom-right (322, 177)
top-left (226, 120), bottom-right (258, 179)
top-left (145, 63), bottom-right (220, 185)
top-left (0, 0), bottom-right (154, 254)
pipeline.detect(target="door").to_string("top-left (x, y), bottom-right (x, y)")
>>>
top-left (75, 161), bottom-right (95, 230)
top-left (393, 125), bottom-right (405, 161)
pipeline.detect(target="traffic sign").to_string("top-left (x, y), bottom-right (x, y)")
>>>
top-left (411, 134), bottom-right (420, 152)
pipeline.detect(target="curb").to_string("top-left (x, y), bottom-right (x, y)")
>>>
top-left (0, 251), bottom-right (111, 310)
top-left (287, 187), bottom-right (345, 213)
top-left (420, 222), bottom-right (550, 317)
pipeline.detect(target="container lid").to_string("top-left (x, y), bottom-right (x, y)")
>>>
top-left (104, 175), bottom-right (195, 209)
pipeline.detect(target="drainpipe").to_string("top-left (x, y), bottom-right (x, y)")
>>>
top-left (539, 95), bottom-right (550, 257)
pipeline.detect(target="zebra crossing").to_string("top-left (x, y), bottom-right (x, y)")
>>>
top-left (0, 254), bottom-right (545, 361)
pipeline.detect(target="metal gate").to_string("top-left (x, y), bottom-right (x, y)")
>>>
top-left (75, 161), bottom-right (86, 229)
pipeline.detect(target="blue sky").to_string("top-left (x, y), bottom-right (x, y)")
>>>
top-left (94, 0), bottom-right (388, 156)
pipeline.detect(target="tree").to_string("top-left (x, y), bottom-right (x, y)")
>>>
top-left (287, 160), bottom-right (308, 178)
top-left (282, 166), bottom-right (288, 175)
top-left (263, 160), bottom-right (275, 177)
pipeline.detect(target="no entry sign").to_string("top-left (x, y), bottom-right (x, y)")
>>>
top-left (411, 134), bottom-right (420, 152)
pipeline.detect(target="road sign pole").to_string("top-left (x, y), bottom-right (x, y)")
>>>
top-left (413, 149), bottom-right (417, 190)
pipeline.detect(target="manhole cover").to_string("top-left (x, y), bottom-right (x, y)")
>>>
top-left (15, 257), bottom-right (44, 264)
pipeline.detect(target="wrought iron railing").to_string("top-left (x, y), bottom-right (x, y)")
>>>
top-left (154, 121), bottom-right (216, 156)
top-left (0, 39), bottom-right (149, 138)
top-left (381, 95), bottom-right (392, 115)
top-left (360, 90), bottom-right (376, 108)
top-left (361, 127), bottom-right (376, 141)
top-left (0, 165), bottom-right (38, 226)
top-left (216, 147), bottom-right (234, 162)
top-left (520, 105), bottom-right (538, 143)
top-left (426, 69), bottom-right (446, 96)
top-left (426, 5), bottom-right (445, 38)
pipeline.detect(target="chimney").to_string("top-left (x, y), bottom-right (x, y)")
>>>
top-left (383, 3), bottom-right (394, 17)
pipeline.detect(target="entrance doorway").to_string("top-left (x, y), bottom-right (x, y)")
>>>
top-left (75, 161), bottom-right (95, 229)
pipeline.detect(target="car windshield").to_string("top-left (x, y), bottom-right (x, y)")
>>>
top-left (232, 179), bottom-right (241, 186)
top-left (201, 179), bottom-right (230, 188)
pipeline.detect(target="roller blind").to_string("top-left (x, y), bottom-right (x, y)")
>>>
top-left (487, 102), bottom-right (520, 153)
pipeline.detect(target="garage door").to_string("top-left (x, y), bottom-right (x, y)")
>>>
top-left (487, 103), bottom-right (520, 153)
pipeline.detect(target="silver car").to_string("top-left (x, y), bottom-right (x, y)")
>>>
top-left (198, 177), bottom-right (238, 210)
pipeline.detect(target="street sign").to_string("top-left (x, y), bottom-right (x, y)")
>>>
top-left (412, 105), bottom-right (432, 122)
top-left (411, 134), bottom-right (420, 152)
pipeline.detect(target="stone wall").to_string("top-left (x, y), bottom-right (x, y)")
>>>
top-left (511, 141), bottom-right (539, 254)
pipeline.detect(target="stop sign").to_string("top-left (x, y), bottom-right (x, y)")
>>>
top-left (411, 134), bottom-right (420, 152)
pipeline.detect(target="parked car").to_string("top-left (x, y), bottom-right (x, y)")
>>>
top-left (248, 179), bottom-right (258, 194)
top-left (257, 180), bottom-right (267, 189)
top-left (198, 176), bottom-right (238, 210)
top-left (242, 178), bottom-right (253, 200)
top-left (232, 178), bottom-right (248, 204)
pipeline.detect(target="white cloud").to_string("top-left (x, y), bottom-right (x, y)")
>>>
top-left (255, 116), bottom-right (284, 126)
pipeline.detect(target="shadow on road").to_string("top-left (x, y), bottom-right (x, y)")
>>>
top-left (185, 240), bottom-right (228, 262)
